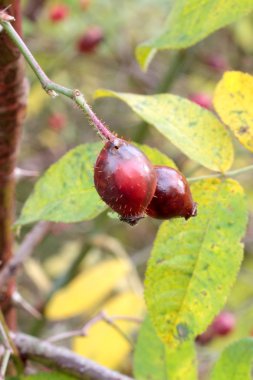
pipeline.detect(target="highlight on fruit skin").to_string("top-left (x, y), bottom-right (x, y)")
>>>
top-left (94, 138), bottom-right (157, 226)
top-left (146, 165), bottom-right (197, 220)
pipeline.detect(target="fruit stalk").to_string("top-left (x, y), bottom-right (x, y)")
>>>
top-left (0, 14), bottom-right (114, 142)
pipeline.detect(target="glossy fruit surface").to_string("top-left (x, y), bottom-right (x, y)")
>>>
top-left (77, 26), bottom-right (104, 54)
top-left (146, 166), bottom-right (197, 220)
top-left (94, 138), bottom-right (157, 225)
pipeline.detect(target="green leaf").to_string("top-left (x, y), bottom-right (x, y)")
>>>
top-left (211, 338), bottom-right (253, 380)
top-left (214, 71), bottom-right (253, 152)
top-left (135, 143), bottom-right (177, 169)
top-left (145, 179), bottom-right (248, 348)
top-left (134, 316), bottom-right (197, 380)
top-left (95, 90), bottom-right (233, 172)
top-left (16, 143), bottom-right (106, 225)
top-left (136, 0), bottom-right (253, 70)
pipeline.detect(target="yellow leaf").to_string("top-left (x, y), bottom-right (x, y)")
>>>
top-left (95, 90), bottom-right (233, 172)
top-left (214, 71), bottom-right (253, 152)
top-left (27, 82), bottom-right (49, 118)
top-left (24, 259), bottom-right (52, 293)
top-left (72, 291), bottom-right (145, 369)
top-left (44, 240), bottom-right (82, 278)
top-left (45, 259), bottom-right (131, 320)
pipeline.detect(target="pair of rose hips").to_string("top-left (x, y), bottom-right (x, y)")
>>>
top-left (94, 137), bottom-right (197, 225)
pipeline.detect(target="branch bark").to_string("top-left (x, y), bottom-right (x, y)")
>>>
top-left (11, 332), bottom-right (134, 380)
top-left (0, 0), bottom-right (27, 328)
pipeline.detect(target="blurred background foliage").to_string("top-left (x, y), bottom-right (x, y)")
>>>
top-left (15, 0), bottom-right (253, 378)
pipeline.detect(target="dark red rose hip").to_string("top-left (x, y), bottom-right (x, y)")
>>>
top-left (146, 166), bottom-right (197, 220)
top-left (77, 26), bottom-right (104, 54)
top-left (94, 138), bottom-right (157, 225)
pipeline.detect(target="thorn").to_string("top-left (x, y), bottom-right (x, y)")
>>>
top-left (14, 167), bottom-right (39, 180)
top-left (0, 7), bottom-right (15, 22)
top-left (12, 291), bottom-right (42, 320)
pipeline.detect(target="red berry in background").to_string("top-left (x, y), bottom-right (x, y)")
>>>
top-left (49, 5), bottom-right (69, 22)
top-left (196, 311), bottom-right (235, 345)
top-left (189, 93), bottom-right (212, 110)
top-left (212, 312), bottom-right (236, 336)
top-left (48, 113), bottom-right (66, 132)
top-left (146, 166), bottom-right (197, 220)
top-left (203, 55), bottom-right (228, 72)
top-left (94, 138), bottom-right (157, 225)
top-left (196, 326), bottom-right (215, 345)
top-left (77, 26), bottom-right (104, 54)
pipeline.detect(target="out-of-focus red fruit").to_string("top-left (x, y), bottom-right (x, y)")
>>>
top-left (77, 26), bottom-right (104, 54)
top-left (146, 166), bottom-right (197, 220)
top-left (48, 113), bottom-right (66, 132)
top-left (212, 312), bottom-right (236, 336)
top-left (203, 55), bottom-right (228, 72)
top-left (189, 93), bottom-right (213, 110)
top-left (49, 5), bottom-right (69, 22)
top-left (196, 326), bottom-right (215, 345)
top-left (79, 0), bottom-right (91, 11)
top-left (94, 138), bottom-right (157, 225)
top-left (51, 223), bottom-right (72, 236)
top-left (196, 311), bottom-right (235, 345)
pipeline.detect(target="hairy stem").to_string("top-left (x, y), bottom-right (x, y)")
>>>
top-left (0, 17), bottom-right (115, 141)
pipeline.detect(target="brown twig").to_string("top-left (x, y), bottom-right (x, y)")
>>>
top-left (47, 311), bottom-right (142, 345)
top-left (11, 332), bottom-right (134, 380)
top-left (0, 221), bottom-right (52, 289)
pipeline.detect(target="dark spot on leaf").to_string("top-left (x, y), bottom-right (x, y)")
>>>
top-left (176, 323), bottom-right (189, 339)
top-left (238, 126), bottom-right (249, 134)
top-left (156, 258), bottom-right (165, 264)
top-left (201, 290), bottom-right (207, 296)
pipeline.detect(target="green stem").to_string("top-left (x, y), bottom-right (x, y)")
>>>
top-left (188, 164), bottom-right (253, 182)
top-left (0, 18), bottom-right (115, 142)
